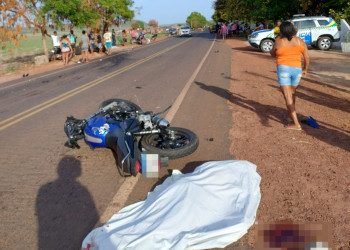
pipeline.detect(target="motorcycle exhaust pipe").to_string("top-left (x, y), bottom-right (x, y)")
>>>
top-left (152, 116), bottom-right (169, 129)
top-left (131, 129), bottom-right (161, 135)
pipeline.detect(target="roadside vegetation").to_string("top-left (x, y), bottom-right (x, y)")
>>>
top-left (212, 0), bottom-right (350, 24)
top-left (1, 0), bottom-right (134, 57)
top-left (186, 12), bottom-right (207, 29)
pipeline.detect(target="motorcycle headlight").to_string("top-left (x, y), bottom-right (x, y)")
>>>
top-left (64, 116), bottom-right (85, 139)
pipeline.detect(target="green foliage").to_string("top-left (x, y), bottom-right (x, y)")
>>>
top-left (213, 0), bottom-right (350, 23)
top-left (90, 0), bottom-right (134, 32)
top-left (6, 64), bottom-right (16, 73)
top-left (43, 0), bottom-right (100, 28)
top-left (329, 2), bottom-right (350, 25)
top-left (131, 20), bottom-right (144, 30)
top-left (136, 20), bottom-right (145, 29)
top-left (186, 12), bottom-right (207, 28)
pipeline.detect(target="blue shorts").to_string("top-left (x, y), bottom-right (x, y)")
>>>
top-left (277, 65), bottom-right (302, 86)
top-left (106, 42), bottom-right (112, 48)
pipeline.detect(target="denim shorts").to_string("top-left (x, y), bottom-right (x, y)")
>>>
top-left (277, 65), bottom-right (302, 86)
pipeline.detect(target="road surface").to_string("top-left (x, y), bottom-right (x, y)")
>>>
top-left (0, 32), bottom-right (233, 249)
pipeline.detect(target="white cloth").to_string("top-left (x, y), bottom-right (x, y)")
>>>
top-left (82, 160), bottom-right (261, 250)
top-left (51, 35), bottom-right (60, 46)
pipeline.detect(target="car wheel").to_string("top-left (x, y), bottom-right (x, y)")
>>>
top-left (317, 37), bottom-right (332, 50)
top-left (260, 39), bottom-right (274, 53)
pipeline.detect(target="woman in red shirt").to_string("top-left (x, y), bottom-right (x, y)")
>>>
top-left (270, 21), bottom-right (310, 130)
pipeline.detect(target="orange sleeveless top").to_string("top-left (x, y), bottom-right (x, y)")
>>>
top-left (276, 38), bottom-right (304, 68)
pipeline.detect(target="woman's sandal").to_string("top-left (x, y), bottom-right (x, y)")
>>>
top-left (284, 124), bottom-right (302, 131)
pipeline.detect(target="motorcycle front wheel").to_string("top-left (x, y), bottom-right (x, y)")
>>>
top-left (140, 127), bottom-right (199, 159)
top-left (99, 99), bottom-right (142, 112)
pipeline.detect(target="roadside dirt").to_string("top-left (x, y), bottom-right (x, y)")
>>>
top-left (0, 36), bottom-right (169, 84)
top-left (226, 39), bottom-right (350, 249)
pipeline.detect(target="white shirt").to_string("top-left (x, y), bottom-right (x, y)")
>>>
top-left (51, 35), bottom-right (60, 46)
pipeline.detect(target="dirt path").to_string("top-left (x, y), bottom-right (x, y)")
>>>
top-left (226, 39), bottom-right (349, 249)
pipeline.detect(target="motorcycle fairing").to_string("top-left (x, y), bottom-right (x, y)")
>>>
top-left (84, 116), bottom-right (120, 148)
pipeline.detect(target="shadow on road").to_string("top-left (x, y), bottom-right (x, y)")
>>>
top-left (36, 156), bottom-right (99, 250)
top-left (194, 81), bottom-right (350, 152)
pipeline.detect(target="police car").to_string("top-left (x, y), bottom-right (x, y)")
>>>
top-left (249, 15), bottom-right (340, 52)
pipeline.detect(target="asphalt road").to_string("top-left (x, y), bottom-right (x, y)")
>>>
top-left (0, 32), bottom-right (233, 249)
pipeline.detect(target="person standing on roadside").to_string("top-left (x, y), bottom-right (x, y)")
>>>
top-left (68, 30), bottom-right (77, 57)
top-left (88, 31), bottom-right (95, 54)
top-left (270, 21), bottom-right (310, 130)
top-left (274, 20), bottom-right (282, 40)
top-left (97, 33), bottom-right (103, 53)
top-left (50, 31), bottom-right (61, 60)
top-left (78, 30), bottom-right (91, 63)
top-left (60, 35), bottom-right (72, 65)
top-left (221, 23), bottom-right (228, 40)
top-left (122, 29), bottom-right (127, 45)
top-left (232, 22), bottom-right (238, 37)
top-left (112, 29), bottom-right (116, 46)
top-left (103, 28), bottom-right (112, 55)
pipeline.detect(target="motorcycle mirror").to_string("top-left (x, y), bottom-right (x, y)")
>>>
top-left (154, 105), bottom-right (172, 116)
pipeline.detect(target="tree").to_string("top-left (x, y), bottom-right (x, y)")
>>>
top-left (212, 0), bottom-right (349, 23)
top-left (1, 0), bottom-right (134, 57)
top-left (148, 19), bottom-right (158, 28)
top-left (186, 12), bottom-right (207, 29)
top-left (89, 0), bottom-right (134, 33)
top-left (131, 22), bottom-right (140, 30)
top-left (43, 0), bottom-right (100, 29)
top-left (0, 0), bottom-right (27, 53)
top-left (1, 0), bottom-right (57, 57)
top-left (131, 20), bottom-right (144, 30)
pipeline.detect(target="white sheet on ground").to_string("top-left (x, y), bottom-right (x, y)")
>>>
top-left (82, 160), bottom-right (261, 250)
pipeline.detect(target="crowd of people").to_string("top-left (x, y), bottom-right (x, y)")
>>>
top-left (48, 27), bottom-right (147, 65)
top-left (214, 20), bottom-right (277, 40)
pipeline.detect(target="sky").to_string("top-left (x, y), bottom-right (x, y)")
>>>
top-left (132, 0), bottom-right (215, 25)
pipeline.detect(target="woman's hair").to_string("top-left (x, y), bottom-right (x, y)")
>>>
top-left (62, 35), bottom-right (67, 39)
top-left (82, 30), bottom-right (86, 34)
top-left (280, 21), bottom-right (297, 41)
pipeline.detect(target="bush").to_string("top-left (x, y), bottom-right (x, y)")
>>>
top-left (329, 2), bottom-right (350, 27)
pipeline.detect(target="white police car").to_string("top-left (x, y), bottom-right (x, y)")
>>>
top-left (249, 15), bottom-right (340, 52)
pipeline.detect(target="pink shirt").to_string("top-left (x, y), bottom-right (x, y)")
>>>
top-left (221, 25), bottom-right (227, 34)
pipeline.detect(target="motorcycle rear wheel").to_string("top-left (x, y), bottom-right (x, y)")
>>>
top-left (99, 99), bottom-right (142, 112)
top-left (140, 127), bottom-right (199, 159)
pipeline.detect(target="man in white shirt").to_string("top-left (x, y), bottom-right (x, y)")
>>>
top-left (50, 31), bottom-right (61, 60)
top-left (103, 29), bottom-right (112, 55)
top-left (51, 31), bottom-right (60, 48)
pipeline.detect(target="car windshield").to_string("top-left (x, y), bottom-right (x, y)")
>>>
top-left (181, 26), bottom-right (190, 30)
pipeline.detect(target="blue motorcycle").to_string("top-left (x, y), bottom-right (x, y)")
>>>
top-left (64, 99), bottom-right (199, 176)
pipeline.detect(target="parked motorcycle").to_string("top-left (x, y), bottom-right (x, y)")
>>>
top-left (130, 35), bottom-right (150, 45)
top-left (64, 99), bottom-right (199, 176)
top-left (48, 46), bottom-right (62, 61)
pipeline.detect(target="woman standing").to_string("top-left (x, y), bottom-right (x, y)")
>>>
top-left (270, 21), bottom-right (310, 130)
top-left (79, 30), bottom-right (91, 63)
top-left (60, 35), bottom-right (72, 65)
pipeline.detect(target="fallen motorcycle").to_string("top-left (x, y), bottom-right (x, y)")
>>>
top-left (64, 99), bottom-right (199, 176)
